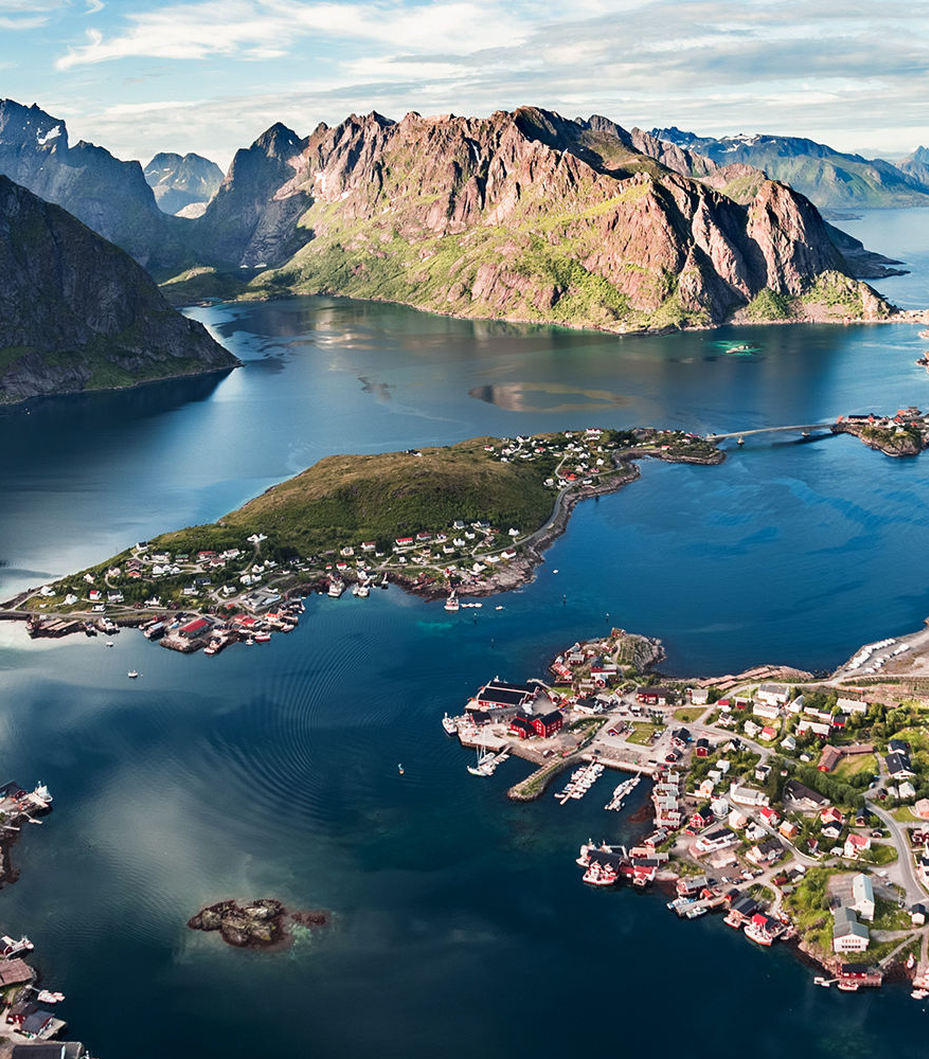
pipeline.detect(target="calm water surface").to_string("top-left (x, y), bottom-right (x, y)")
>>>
top-left (2, 210), bottom-right (929, 1057)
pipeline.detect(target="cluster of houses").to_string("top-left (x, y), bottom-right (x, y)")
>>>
top-left (714, 685), bottom-right (870, 746)
top-left (0, 959), bottom-right (88, 1055)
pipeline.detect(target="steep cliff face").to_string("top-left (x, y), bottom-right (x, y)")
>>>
top-left (0, 99), bottom-right (189, 270)
top-left (144, 152), bottom-right (223, 215)
top-left (0, 175), bottom-right (237, 403)
top-left (195, 122), bottom-right (310, 266)
top-left (200, 107), bottom-right (887, 332)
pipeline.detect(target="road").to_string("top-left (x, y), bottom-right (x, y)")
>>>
top-left (867, 801), bottom-right (926, 906)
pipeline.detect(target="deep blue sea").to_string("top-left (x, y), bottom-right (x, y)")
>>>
top-left (2, 209), bottom-right (929, 1058)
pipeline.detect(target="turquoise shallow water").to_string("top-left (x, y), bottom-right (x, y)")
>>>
top-left (3, 210), bottom-right (929, 1056)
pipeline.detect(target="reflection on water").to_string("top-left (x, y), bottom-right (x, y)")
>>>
top-left (468, 381), bottom-right (631, 412)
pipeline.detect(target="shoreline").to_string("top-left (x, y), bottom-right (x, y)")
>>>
top-left (184, 285), bottom-right (929, 340)
top-left (444, 621), bottom-right (929, 992)
top-left (6, 411), bottom-right (927, 655)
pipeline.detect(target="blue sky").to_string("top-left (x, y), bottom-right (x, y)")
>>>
top-left (1, 0), bottom-right (927, 169)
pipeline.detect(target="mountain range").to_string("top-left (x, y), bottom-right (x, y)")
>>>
top-left (167, 106), bottom-right (893, 331)
top-left (143, 152), bottom-right (224, 217)
top-left (651, 127), bottom-right (929, 211)
top-left (0, 174), bottom-right (236, 403)
top-left (0, 97), bottom-right (922, 367)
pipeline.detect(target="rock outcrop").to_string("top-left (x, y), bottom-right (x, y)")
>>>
top-left (144, 151), bottom-right (223, 215)
top-left (189, 106), bottom-right (890, 332)
top-left (0, 175), bottom-right (237, 403)
top-left (187, 899), bottom-right (330, 948)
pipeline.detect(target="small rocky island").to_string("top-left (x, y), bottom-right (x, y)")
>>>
top-left (188, 899), bottom-right (329, 949)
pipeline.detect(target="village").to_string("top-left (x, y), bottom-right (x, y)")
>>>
top-left (442, 626), bottom-right (929, 995)
top-left (0, 783), bottom-right (92, 1058)
top-left (11, 411), bottom-right (929, 661)
top-left (12, 426), bottom-right (719, 656)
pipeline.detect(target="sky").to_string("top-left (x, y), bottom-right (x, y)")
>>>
top-left (0, 0), bottom-right (927, 170)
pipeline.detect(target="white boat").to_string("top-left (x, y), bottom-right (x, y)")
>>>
top-left (397, 763), bottom-right (404, 775)
top-left (328, 579), bottom-right (345, 598)
top-left (441, 713), bottom-right (458, 735)
top-left (127, 670), bottom-right (140, 679)
top-left (912, 988), bottom-right (928, 1000)
top-left (813, 976), bottom-right (833, 988)
top-left (0, 935), bottom-right (33, 958)
top-left (444, 592), bottom-right (460, 612)
top-left (37, 990), bottom-right (65, 1004)
top-left (355, 583), bottom-right (370, 598)
top-left (29, 783), bottom-right (52, 808)
top-left (105, 640), bottom-right (114, 648)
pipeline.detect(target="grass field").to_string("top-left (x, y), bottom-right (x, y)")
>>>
top-left (832, 753), bottom-right (878, 780)
top-left (627, 723), bottom-right (662, 746)
top-left (673, 707), bottom-right (704, 723)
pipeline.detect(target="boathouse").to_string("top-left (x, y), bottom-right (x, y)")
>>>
top-left (476, 680), bottom-right (537, 710)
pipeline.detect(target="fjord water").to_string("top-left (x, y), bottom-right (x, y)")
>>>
top-left (3, 211), bottom-right (929, 1057)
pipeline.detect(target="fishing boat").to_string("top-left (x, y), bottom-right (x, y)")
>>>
top-left (837, 981), bottom-right (859, 992)
top-left (0, 935), bottom-right (33, 958)
top-left (29, 783), bottom-right (52, 808)
top-left (254, 631), bottom-right (271, 643)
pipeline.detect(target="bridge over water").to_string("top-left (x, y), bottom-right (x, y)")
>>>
top-left (706, 422), bottom-right (836, 442)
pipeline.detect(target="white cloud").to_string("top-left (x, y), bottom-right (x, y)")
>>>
top-left (85, 0), bottom-right (105, 13)
top-left (0, 0), bottom-right (65, 27)
top-left (42, 0), bottom-right (929, 160)
top-left (56, 0), bottom-right (528, 70)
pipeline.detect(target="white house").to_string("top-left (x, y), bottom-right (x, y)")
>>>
top-left (729, 783), bottom-right (770, 809)
top-left (753, 702), bottom-right (781, 721)
top-left (837, 696), bottom-right (869, 715)
top-left (833, 906), bottom-right (870, 953)
top-left (844, 833), bottom-right (871, 859)
top-left (757, 682), bottom-right (790, 706)
top-left (851, 873), bottom-right (875, 922)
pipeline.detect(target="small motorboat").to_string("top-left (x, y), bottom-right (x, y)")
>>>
top-left (105, 640), bottom-right (114, 648)
top-left (397, 763), bottom-right (405, 776)
top-left (127, 670), bottom-right (140, 679)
